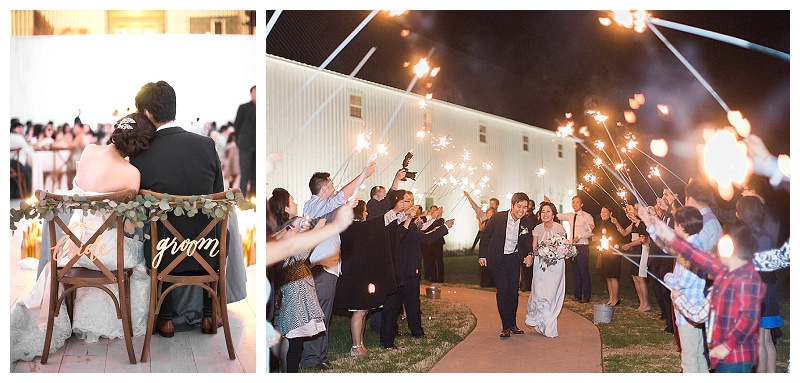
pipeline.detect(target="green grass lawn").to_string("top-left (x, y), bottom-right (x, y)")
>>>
top-left (319, 248), bottom-right (790, 373)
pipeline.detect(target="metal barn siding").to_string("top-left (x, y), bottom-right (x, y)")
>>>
top-left (267, 55), bottom-right (577, 250)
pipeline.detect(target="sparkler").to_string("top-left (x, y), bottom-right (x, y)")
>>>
top-left (278, 11), bottom-right (379, 121)
top-left (283, 46), bottom-right (377, 152)
top-left (634, 146), bottom-right (688, 185)
top-left (647, 17), bottom-right (790, 62)
top-left (622, 151), bottom-right (660, 199)
top-left (648, 166), bottom-right (683, 206)
top-left (577, 183), bottom-right (602, 206)
top-left (612, 247), bottom-right (671, 289)
top-left (265, 11), bottom-right (282, 38)
top-left (378, 48), bottom-right (436, 143)
top-left (643, 18), bottom-right (730, 113)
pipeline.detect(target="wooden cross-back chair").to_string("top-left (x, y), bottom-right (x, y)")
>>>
top-left (10, 148), bottom-right (28, 198)
top-left (138, 188), bottom-right (236, 362)
top-left (39, 188), bottom-right (138, 364)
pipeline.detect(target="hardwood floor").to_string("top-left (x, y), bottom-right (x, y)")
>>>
top-left (9, 223), bottom-right (258, 373)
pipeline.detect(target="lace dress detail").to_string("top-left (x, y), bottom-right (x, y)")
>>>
top-left (9, 185), bottom-right (150, 362)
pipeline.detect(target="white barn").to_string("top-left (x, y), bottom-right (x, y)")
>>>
top-left (267, 55), bottom-right (578, 250)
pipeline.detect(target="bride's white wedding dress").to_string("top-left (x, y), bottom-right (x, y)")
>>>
top-left (10, 183), bottom-right (150, 362)
top-left (524, 223), bottom-right (567, 338)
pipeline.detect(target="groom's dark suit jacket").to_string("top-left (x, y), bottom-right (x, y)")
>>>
top-left (131, 126), bottom-right (225, 273)
top-left (479, 211), bottom-right (534, 270)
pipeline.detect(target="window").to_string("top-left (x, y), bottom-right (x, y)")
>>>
top-left (523, 135), bottom-right (529, 151)
top-left (479, 125), bottom-right (486, 143)
top-left (423, 111), bottom-right (433, 132)
top-left (558, 143), bottom-right (563, 158)
top-left (349, 94), bottom-right (362, 118)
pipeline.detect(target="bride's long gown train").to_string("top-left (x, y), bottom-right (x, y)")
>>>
top-left (10, 186), bottom-right (150, 362)
top-left (524, 257), bottom-right (566, 337)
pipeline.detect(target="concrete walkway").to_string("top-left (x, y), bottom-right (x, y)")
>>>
top-left (426, 285), bottom-right (603, 373)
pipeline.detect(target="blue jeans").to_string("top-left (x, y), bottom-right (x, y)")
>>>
top-left (715, 361), bottom-right (753, 373)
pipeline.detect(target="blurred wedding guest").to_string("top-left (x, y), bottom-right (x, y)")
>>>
top-left (395, 193), bottom-right (453, 339)
top-left (235, 85), bottom-right (257, 199)
top-left (10, 121), bottom-right (34, 198)
top-left (736, 195), bottom-right (782, 373)
top-left (550, 196), bottom-right (595, 303)
top-left (335, 200), bottom-right (397, 357)
top-left (34, 122), bottom-right (56, 149)
top-left (215, 123), bottom-right (233, 157)
top-left (269, 188), bottom-right (326, 373)
top-left (614, 204), bottom-right (650, 312)
top-left (301, 163), bottom-right (375, 371)
top-left (222, 131), bottom-right (240, 189)
top-left (594, 206), bottom-right (623, 307)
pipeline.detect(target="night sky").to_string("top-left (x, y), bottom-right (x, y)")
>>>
top-left (267, 10), bottom-right (790, 240)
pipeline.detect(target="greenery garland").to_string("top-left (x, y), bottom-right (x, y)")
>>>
top-left (10, 190), bottom-right (256, 237)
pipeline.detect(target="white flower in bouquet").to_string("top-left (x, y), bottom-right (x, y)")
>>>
top-left (535, 234), bottom-right (578, 271)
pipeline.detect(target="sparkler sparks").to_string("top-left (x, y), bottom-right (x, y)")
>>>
top-left (416, 129), bottom-right (427, 139)
top-left (355, 132), bottom-right (372, 152)
top-left (418, 99), bottom-right (427, 108)
top-left (430, 135), bottom-right (452, 151)
top-left (413, 58), bottom-right (431, 78)
top-left (657, 104), bottom-right (670, 115)
top-left (430, 67), bottom-right (441, 77)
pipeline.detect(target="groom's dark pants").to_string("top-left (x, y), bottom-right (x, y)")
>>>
top-left (488, 251), bottom-right (521, 330)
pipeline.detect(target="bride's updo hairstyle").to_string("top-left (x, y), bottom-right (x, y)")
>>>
top-left (110, 112), bottom-right (156, 158)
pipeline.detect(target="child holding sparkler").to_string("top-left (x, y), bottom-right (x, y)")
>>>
top-left (641, 206), bottom-right (765, 373)
top-left (664, 206), bottom-right (709, 373)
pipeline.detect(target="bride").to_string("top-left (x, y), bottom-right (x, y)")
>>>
top-left (10, 113), bottom-right (157, 362)
top-left (523, 201), bottom-right (572, 338)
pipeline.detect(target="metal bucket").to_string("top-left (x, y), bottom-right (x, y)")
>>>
top-left (594, 304), bottom-right (614, 324)
top-left (425, 286), bottom-right (441, 299)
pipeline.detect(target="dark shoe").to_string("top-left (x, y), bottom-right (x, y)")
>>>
top-left (201, 314), bottom-right (223, 334)
top-left (612, 300), bottom-right (621, 307)
top-left (154, 318), bottom-right (174, 338)
top-left (509, 326), bottom-right (524, 334)
top-left (382, 344), bottom-right (398, 349)
top-left (664, 326), bottom-right (674, 334)
top-left (500, 329), bottom-right (511, 338)
top-left (311, 362), bottom-right (331, 370)
top-left (580, 298), bottom-right (591, 303)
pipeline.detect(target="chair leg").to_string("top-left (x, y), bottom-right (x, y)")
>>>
top-left (140, 274), bottom-right (159, 363)
top-left (218, 280), bottom-right (235, 360)
top-left (118, 277), bottom-right (137, 364)
top-left (41, 277), bottom-right (60, 364)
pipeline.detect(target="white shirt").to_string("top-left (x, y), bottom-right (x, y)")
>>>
top-left (503, 212), bottom-right (521, 254)
top-left (156, 121), bottom-right (181, 132)
top-left (10, 132), bottom-right (33, 166)
top-left (303, 190), bottom-right (348, 275)
top-left (557, 210), bottom-right (595, 245)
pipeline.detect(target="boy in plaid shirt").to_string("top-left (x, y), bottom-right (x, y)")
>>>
top-left (640, 206), bottom-right (765, 373)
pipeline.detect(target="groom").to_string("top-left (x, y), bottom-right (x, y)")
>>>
top-left (130, 80), bottom-right (225, 337)
top-left (479, 192), bottom-right (534, 338)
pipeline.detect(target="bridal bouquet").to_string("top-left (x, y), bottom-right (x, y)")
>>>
top-left (534, 234), bottom-right (577, 271)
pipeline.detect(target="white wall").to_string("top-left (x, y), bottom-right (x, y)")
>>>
top-left (267, 56), bottom-right (578, 250)
top-left (10, 34), bottom-right (256, 127)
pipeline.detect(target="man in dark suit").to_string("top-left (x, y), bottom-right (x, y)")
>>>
top-left (421, 206), bottom-right (446, 282)
top-left (234, 85), bottom-right (256, 199)
top-left (479, 192), bottom-right (534, 338)
top-left (130, 80), bottom-right (225, 338)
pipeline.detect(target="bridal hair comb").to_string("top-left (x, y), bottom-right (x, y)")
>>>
top-left (117, 117), bottom-right (136, 130)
